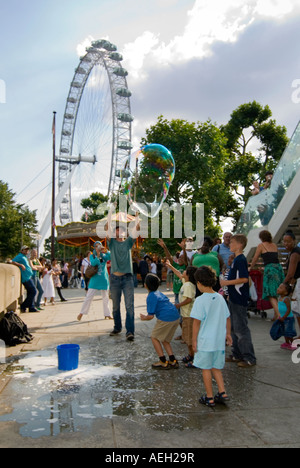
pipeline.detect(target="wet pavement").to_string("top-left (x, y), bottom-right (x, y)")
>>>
top-left (0, 286), bottom-right (300, 448)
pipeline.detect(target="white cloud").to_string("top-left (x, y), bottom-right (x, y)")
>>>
top-left (122, 0), bottom-right (300, 79)
top-left (255, 0), bottom-right (296, 18)
top-left (76, 35), bottom-right (95, 57)
top-left (167, 0), bottom-right (253, 60)
top-left (122, 31), bottom-right (161, 80)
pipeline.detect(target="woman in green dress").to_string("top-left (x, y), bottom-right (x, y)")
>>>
top-left (249, 230), bottom-right (285, 320)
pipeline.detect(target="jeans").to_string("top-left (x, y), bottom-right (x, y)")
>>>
top-left (33, 275), bottom-right (44, 308)
top-left (228, 301), bottom-right (256, 364)
top-left (22, 279), bottom-right (37, 311)
top-left (110, 274), bottom-right (134, 335)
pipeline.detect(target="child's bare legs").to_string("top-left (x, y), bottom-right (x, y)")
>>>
top-left (162, 341), bottom-right (174, 358)
top-left (202, 370), bottom-right (214, 403)
top-left (188, 345), bottom-right (194, 359)
top-left (212, 368), bottom-right (227, 396)
top-left (202, 368), bottom-right (228, 401)
top-left (151, 338), bottom-right (175, 362)
top-left (151, 337), bottom-right (165, 358)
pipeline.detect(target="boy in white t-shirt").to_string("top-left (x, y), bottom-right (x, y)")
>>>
top-left (191, 266), bottom-right (232, 408)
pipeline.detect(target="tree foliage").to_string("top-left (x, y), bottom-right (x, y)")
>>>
top-left (222, 101), bottom-right (288, 206)
top-left (141, 116), bottom-right (239, 234)
top-left (0, 181), bottom-right (38, 260)
top-left (140, 102), bottom-right (289, 247)
top-left (80, 192), bottom-right (109, 222)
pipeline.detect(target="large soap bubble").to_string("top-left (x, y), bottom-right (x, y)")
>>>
top-left (121, 144), bottom-right (175, 218)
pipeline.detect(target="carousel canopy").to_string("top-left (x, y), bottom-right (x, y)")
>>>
top-left (56, 212), bottom-right (136, 247)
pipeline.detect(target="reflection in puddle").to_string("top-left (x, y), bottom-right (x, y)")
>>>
top-left (0, 348), bottom-right (128, 437)
top-left (0, 335), bottom-right (221, 438)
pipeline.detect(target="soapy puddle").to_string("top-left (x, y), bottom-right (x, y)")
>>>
top-left (0, 349), bottom-right (127, 437)
top-left (0, 336), bottom-right (205, 438)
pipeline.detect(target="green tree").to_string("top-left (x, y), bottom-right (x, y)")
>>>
top-left (80, 192), bottom-right (109, 222)
top-left (0, 181), bottom-right (38, 260)
top-left (222, 101), bottom-right (288, 206)
top-left (141, 116), bottom-right (239, 235)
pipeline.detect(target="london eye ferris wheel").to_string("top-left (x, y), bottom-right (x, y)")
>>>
top-left (57, 39), bottom-right (134, 224)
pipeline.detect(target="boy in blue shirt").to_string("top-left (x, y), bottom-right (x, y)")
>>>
top-left (191, 266), bottom-right (232, 408)
top-left (220, 234), bottom-right (256, 368)
top-left (140, 274), bottom-right (180, 369)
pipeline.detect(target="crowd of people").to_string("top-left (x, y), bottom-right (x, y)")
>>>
top-left (8, 249), bottom-right (71, 312)
top-left (8, 221), bottom-right (300, 408)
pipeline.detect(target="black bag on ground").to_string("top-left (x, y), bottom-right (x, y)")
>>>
top-left (0, 311), bottom-right (33, 346)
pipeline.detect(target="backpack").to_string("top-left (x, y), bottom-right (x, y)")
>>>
top-left (0, 311), bottom-right (33, 346)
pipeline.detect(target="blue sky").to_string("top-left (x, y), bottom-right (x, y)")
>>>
top-left (1, 0), bottom-right (300, 237)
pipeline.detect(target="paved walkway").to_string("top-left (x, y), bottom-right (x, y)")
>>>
top-left (0, 285), bottom-right (300, 448)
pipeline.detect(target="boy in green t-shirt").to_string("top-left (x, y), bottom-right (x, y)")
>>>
top-left (172, 257), bottom-right (187, 302)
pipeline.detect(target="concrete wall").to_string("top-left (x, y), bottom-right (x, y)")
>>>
top-left (0, 264), bottom-right (23, 318)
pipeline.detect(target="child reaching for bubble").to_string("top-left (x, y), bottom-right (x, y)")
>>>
top-left (140, 273), bottom-right (180, 370)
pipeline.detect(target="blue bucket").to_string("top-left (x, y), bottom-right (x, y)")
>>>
top-left (57, 344), bottom-right (80, 371)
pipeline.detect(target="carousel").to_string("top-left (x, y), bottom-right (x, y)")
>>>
top-left (56, 212), bottom-right (141, 251)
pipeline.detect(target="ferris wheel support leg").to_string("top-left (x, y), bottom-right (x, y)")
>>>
top-left (39, 165), bottom-right (78, 244)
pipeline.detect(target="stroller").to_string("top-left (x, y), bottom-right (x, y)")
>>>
top-left (248, 270), bottom-right (272, 319)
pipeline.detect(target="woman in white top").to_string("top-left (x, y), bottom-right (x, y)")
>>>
top-left (42, 262), bottom-right (55, 305)
top-left (81, 251), bottom-right (92, 292)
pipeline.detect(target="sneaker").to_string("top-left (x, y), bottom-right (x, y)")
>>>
top-left (126, 333), bottom-right (134, 342)
top-left (237, 360), bottom-right (256, 368)
top-left (226, 355), bottom-right (242, 363)
top-left (152, 360), bottom-right (170, 370)
top-left (169, 359), bottom-right (179, 369)
top-left (283, 343), bottom-right (297, 351)
top-left (109, 330), bottom-right (121, 336)
top-left (29, 308), bottom-right (39, 313)
top-left (280, 343), bottom-right (290, 350)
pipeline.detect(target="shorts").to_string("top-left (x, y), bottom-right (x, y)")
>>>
top-left (151, 319), bottom-right (180, 343)
top-left (182, 317), bottom-right (194, 347)
top-left (193, 350), bottom-right (225, 370)
top-left (166, 271), bottom-right (174, 283)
